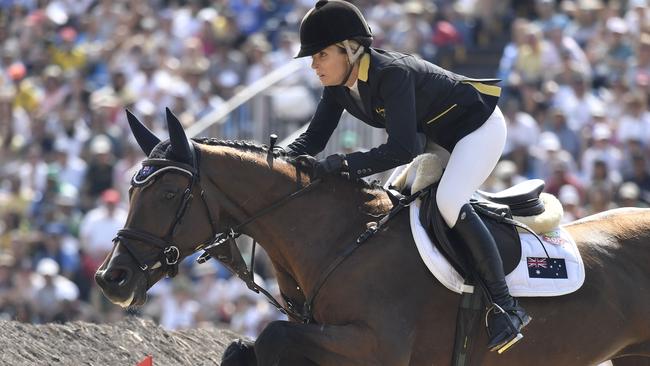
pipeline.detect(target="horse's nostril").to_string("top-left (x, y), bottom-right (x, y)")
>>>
top-left (104, 268), bottom-right (130, 286)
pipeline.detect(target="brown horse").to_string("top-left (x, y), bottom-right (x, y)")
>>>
top-left (95, 109), bottom-right (650, 366)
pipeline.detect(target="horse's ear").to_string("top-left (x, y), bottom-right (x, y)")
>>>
top-left (165, 107), bottom-right (192, 165)
top-left (126, 109), bottom-right (160, 156)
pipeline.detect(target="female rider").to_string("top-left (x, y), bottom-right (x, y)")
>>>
top-left (285, 0), bottom-right (531, 353)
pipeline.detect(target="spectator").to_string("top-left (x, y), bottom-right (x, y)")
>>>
top-left (514, 23), bottom-right (556, 85)
top-left (568, 0), bottom-right (603, 48)
top-left (545, 158), bottom-right (584, 199)
top-left (484, 159), bottom-right (527, 192)
top-left (389, 1), bottom-right (435, 59)
top-left (587, 159), bottom-right (622, 200)
top-left (545, 14), bottom-right (591, 77)
top-left (31, 258), bottom-right (79, 323)
top-left (558, 184), bottom-right (585, 223)
top-left (626, 33), bottom-right (650, 88)
top-left (49, 26), bottom-right (87, 72)
top-left (502, 98), bottom-right (540, 156)
top-left (498, 18), bottom-right (530, 82)
top-left (7, 62), bottom-right (39, 116)
top-left (80, 135), bottom-right (115, 209)
top-left (530, 131), bottom-right (578, 180)
top-left (617, 91), bottom-right (650, 147)
top-left (159, 274), bottom-right (200, 330)
top-left (78, 188), bottom-right (126, 286)
top-left (41, 65), bottom-right (71, 118)
top-left (51, 139), bottom-right (87, 191)
top-left (580, 124), bottom-right (623, 183)
top-left (603, 17), bottom-right (635, 82)
top-left (584, 185), bottom-right (617, 215)
top-left (624, 0), bottom-right (650, 36)
top-left (552, 72), bottom-right (604, 132)
top-left (617, 182), bottom-right (648, 207)
top-left (623, 154), bottom-right (650, 203)
top-left (542, 107), bottom-right (582, 161)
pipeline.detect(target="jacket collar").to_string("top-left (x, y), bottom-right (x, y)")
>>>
top-left (357, 52), bottom-right (370, 82)
top-left (357, 52), bottom-right (372, 118)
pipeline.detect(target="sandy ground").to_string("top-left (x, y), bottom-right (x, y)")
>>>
top-left (0, 317), bottom-right (624, 365)
top-left (0, 317), bottom-right (244, 366)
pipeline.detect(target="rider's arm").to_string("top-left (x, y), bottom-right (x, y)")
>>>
top-left (286, 87), bottom-right (344, 157)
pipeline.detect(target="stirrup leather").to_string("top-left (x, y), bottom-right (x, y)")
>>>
top-left (485, 303), bottom-right (530, 354)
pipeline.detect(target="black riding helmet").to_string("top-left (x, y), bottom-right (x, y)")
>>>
top-left (295, 0), bottom-right (373, 58)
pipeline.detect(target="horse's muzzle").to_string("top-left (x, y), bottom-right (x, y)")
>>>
top-left (95, 265), bottom-right (140, 306)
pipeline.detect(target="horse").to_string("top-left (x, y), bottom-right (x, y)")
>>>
top-left (95, 109), bottom-right (650, 366)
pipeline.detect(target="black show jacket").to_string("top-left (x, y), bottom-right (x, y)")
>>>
top-left (287, 48), bottom-right (501, 178)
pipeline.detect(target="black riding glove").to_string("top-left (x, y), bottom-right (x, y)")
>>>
top-left (284, 147), bottom-right (302, 158)
top-left (314, 154), bottom-right (348, 179)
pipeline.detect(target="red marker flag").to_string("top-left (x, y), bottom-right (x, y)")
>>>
top-left (136, 355), bottom-right (153, 366)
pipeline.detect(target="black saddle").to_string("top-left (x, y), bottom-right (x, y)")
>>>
top-left (417, 179), bottom-right (547, 279)
top-left (476, 179), bottom-right (546, 217)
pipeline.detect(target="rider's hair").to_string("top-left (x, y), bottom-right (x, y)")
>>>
top-left (334, 39), bottom-right (364, 64)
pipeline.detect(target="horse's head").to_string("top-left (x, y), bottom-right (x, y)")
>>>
top-left (95, 108), bottom-right (216, 307)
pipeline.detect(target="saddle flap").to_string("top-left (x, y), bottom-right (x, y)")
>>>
top-left (418, 186), bottom-right (522, 278)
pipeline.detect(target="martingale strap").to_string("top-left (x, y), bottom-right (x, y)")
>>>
top-left (199, 233), bottom-right (305, 322)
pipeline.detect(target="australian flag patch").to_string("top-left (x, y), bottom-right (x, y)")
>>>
top-left (527, 257), bottom-right (568, 279)
top-left (132, 164), bottom-right (160, 186)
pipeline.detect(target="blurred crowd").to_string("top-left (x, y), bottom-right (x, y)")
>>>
top-left (0, 0), bottom-right (648, 339)
top-left (485, 0), bottom-right (650, 224)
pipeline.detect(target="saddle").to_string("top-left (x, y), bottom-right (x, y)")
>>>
top-left (418, 179), bottom-right (553, 279)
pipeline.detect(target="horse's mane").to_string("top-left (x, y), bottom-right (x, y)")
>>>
top-left (148, 138), bottom-right (386, 192)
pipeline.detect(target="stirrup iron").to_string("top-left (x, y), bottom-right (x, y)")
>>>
top-left (485, 303), bottom-right (529, 353)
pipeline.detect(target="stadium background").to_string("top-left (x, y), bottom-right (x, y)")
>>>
top-left (0, 0), bottom-right (648, 346)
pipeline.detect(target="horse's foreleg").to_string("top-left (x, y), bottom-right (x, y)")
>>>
top-left (221, 339), bottom-right (257, 366)
top-left (254, 320), bottom-right (399, 366)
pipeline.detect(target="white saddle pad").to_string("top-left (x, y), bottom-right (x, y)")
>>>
top-left (409, 199), bottom-right (586, 297)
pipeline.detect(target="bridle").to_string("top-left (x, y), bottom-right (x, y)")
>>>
top-left (114, 158), bottom-right (201, 280)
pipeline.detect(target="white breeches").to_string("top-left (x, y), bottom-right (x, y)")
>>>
top-left (436, 106), bottom-right (507, 228)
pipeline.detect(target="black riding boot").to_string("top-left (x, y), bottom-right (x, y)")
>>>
top-left (452, 203), bottom-right (532, 353)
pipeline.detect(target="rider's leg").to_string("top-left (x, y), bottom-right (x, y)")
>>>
top-left (452, 203), bottom-right (531, 352)
top-left (436, 106), bottom-right (531, 353)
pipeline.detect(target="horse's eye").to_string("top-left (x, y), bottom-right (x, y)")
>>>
top-left (164, 192), bottom-right (176, 200)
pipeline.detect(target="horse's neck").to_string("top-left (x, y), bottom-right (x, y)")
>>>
top-left (202, 147), bottom-right (390, 292)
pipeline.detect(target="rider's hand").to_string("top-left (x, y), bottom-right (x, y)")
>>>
top-left (294, 154), bottom-right (348, 179)
top-left (285, 147), bottom-right (305, 158)
top-left (313, 154), bottom-right (348, 179)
